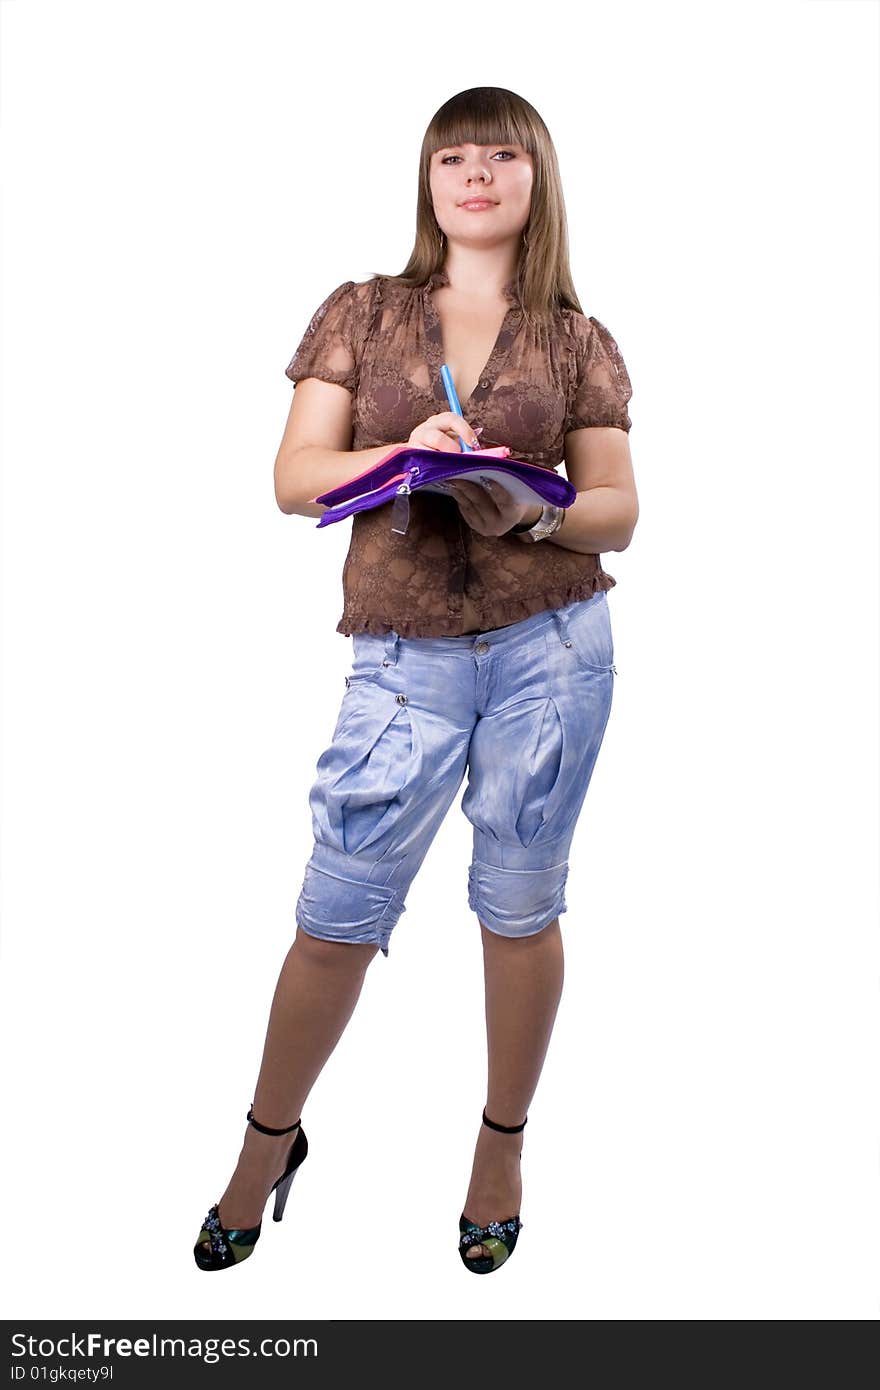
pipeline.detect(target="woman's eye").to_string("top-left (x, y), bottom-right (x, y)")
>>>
top-left (440, 151), bottom-right (515, 164)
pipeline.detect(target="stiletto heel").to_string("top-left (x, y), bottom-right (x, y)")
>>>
top-left (459, 1108), bottom-right (526, 1275)
top-left (272, 1165), bottom-right (300, 1222)
top-left (193, 1103), bottom-right (309, 1271)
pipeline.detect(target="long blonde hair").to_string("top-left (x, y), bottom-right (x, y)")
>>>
top-left (367, 86), bottom-right (586, 325)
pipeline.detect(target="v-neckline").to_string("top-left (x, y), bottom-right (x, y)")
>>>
top-left (421, 268), bottom-right (522, 414)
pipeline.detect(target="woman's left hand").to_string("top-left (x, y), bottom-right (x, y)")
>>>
top-left (445, 478), bottom-right (542, 537)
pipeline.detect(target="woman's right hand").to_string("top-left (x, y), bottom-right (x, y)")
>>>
top-left (407, 413), bottom-right (481, 453)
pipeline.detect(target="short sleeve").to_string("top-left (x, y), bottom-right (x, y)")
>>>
top-left (564, 314), bottom-right (633, 433)
top-left (284, 280), bottom-right (363, 394)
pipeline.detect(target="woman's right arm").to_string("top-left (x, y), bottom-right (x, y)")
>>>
top-left (274, 378), bottom-right (481, 517)
top-left (274, 378), bottom-right (392, 517)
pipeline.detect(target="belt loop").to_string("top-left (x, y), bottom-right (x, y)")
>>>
top-left (383, 630), bottom-right (400, 666)
top-left (551, 608), bottom-right (572, 648)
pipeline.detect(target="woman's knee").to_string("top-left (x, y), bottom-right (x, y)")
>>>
top-left (468, 857), bottom-right (569, 939)
top-left (294, 925), bottom-right (382, 967)
top-left (295, 856), bottom-right (401, 958)
top-left (479, 915), bottom-right (561, 947)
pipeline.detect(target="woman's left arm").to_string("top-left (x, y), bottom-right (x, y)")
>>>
top-left (532, 425), bottom-right (638, 554)
top-left (444, 425), bottom-right (639, 552)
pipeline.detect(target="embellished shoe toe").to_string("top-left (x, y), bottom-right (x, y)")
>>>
top-left (194, 1206), bottom-right (262, 1271)
top-left (193, 1104), bottom-right (308, 1272)
top-left (459, 1213), bottom-right (523, 1273)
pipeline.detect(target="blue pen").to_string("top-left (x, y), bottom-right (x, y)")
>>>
top-left (391, 364), bottom-right (471, 534)
top-left (440, 364), bottom-right (475, 452)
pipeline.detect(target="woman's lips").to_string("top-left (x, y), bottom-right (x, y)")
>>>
top-left (460, 200), bottom-right (497, 210)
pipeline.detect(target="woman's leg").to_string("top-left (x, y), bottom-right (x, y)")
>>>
top-left (199, 926), bottom-right (379, 1244)
top-left (461, 917), bottom-right (565, 1260)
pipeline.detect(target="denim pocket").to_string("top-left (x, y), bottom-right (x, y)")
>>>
top-left (560, 594), bottom-right (616, 675)
top-left (345, 633), bottom-right (391, 688)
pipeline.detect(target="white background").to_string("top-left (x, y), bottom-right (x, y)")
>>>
top-left (1, 0), bottom-right (877, 1322)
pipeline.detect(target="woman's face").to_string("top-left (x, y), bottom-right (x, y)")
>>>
top-left (429, 142), bottom-right (534, 249)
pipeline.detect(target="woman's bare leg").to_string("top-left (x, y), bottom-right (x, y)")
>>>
top-left (198, 926), bottom-right (379, 1245)
top-left (461, 918), bottom-right (565, 1260)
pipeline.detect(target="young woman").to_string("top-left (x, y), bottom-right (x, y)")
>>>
top-left (194, 85), bottom-right (637, 1276)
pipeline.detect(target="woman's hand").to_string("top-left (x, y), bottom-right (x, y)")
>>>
top-left (407, 413), bottom-right (481, 453)
top-left (407, 415), bottom-right (540, 535)
top-left (444, 477), bottom-right (542, 537)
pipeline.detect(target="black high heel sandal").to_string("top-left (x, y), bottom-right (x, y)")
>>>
top-left (194, 1104), bottom-right (309, 1271)
top-left (459, 1108), bottom-right (526, 1274)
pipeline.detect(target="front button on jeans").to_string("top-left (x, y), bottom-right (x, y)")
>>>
top-left (294, 592), bottom-right (616, 958)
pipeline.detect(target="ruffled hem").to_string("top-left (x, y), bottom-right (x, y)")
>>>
top-left (335, 573), bottom-right (617, 640)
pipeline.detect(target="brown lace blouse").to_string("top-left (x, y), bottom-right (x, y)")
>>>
top-left (284, 269), bottom-right (633, 639)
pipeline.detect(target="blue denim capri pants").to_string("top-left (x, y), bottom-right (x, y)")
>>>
top-left (294, 590), bottom-right (617, 957)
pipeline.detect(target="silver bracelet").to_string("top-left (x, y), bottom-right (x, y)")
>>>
top-left (513, 503), bottom-right (565, 543)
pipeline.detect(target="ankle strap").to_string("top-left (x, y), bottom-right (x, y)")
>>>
top-left (482, 1107), bottom-right (527, 1133)
top-left (247, 1104), bottom-right (301, 1135)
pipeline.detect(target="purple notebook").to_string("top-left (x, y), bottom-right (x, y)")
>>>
top-left (311, 444), bottom-right (576, 535)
